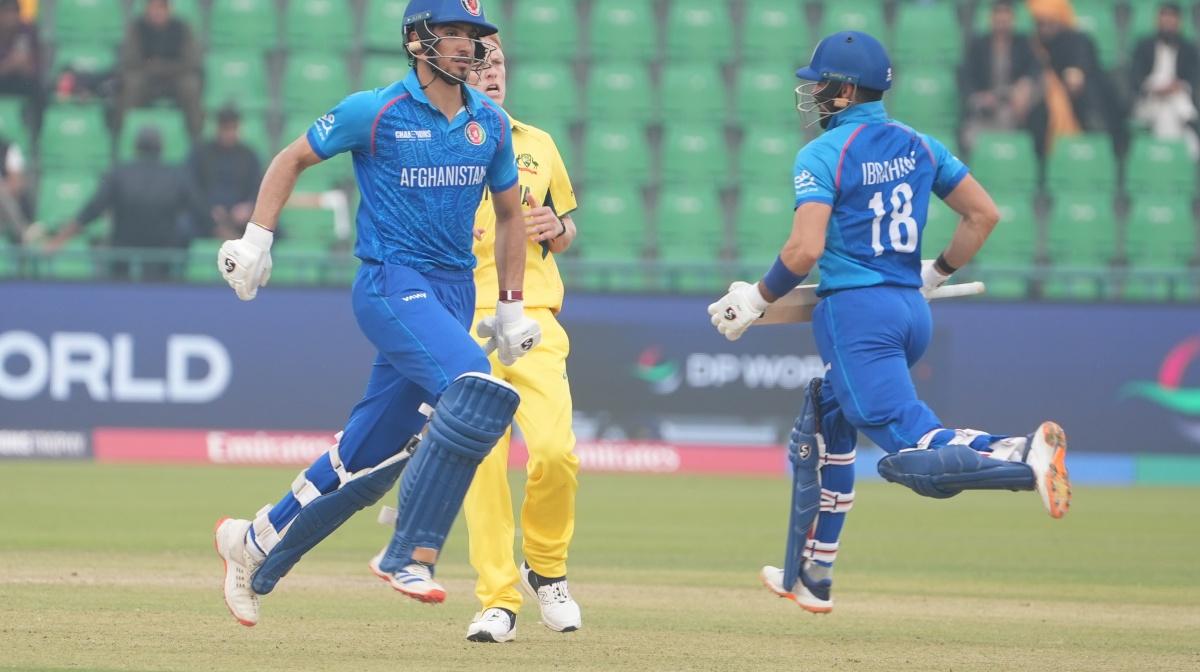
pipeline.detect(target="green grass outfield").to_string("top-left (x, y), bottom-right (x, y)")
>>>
top-left (1, 463), bottom-right (1198, 672)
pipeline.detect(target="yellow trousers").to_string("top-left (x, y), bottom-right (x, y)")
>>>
top-left (463, 307), bottom-right (579, 612)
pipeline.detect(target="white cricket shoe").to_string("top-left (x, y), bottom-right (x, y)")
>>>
top-left (1026, 421), bottom-right (1071, 519)
top-left (760, 565), bottom-right (833, 614)
top-left (214, 517), bottom-right (261, 627)
top-left (518, 562), bottom-right (581, 632)
top-left (369, 550), bottom-right (446, 604)
top-left (466, 608), bottom-right (517, 643)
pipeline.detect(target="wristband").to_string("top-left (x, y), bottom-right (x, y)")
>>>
top-left (761, 256), bottom-right (807, 299)
top-left (499, 289), bottom-right (523, 302)
top-left (553, 217), bottom-right (567, 239)
top-left (934, 253), bottom-right (958, 276)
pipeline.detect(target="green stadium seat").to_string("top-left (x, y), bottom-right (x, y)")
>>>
top-left (970, 131), bottom-right (1037, 195)
top-left (656, 186), bottom-right (724, 291)
top-left (40, 103), bottom-right (111, 172)
top-left (889, 64), bottom-right (958, 131)
top-left (583, 122), bottom-right (651, 182)
top-left (741, 0), bottom-right (806, 64)
top-left (589, 0), bottom-right (657, 60)
top-left (734, 183), bottom-right (792, 264)
top-left (361, 54), bottom-right (410, 89)
top-left (1072, 2), bottom-right (1120, 67)
top-left (186, 238), bottom-right (223, 284)
top-left (1127, 197), bottom-right (1196, 264)
top-left (1046, 134), bottom-right (1116, 193)
top-left (586, 61), bottom-right (653, 123)
top-left (201, 112), bottom-right (271, 164)
top-left (272, 240), bottom-right (329, 285)
top-left (736, 62), bottom-right (802, 125)
top-left (737, 124), bottom-right (801, 184)
top-left (892, 1), bottom-right (963, 65)
top-left (507, 0), bottom-right (577, 61)
top-left (133, 0), bottom-right (204, 30)
top-left (119, 107), bottom-right (192, 164)
top-left (0, 96), bottom-right (27, 149)
top-left (1046, 190), bottom-right (1118, 264)
top-left (665, 0), bottom-right (733, 62)
top-left (660, 123), bottom-right (727, 185)
top-left (53, 0), bottom-right (125, 45)
top-left (282, 52), bottom-right (353, 120)
top-left (36, 173), bottom-right (99, 228)
top-left (1126, 136), bottom-right (1196, 197)
top-left (820, 1), bottom-right (887, 42)
top-left (1121, 196), bottom-right (1196, 301)
top-left (506, 61), bottom-right (579, 123)
top-left (659, 63), bottom-right (726, 122)
top-left (1042, 192), bottom-right (1117, 299)
top-left (574, 181), bottom-right (648, 290)
top-left (362, 0), bottom-right (409, 52)
top-left (52, 42), bottom-right (118, 79)
top-left (203, 50), bottom-right (269, 112)
top-left (972, 190), bottom-right (1037, 298)
top-left (284, 0), bottom-right (353, 49)
top-left (210, 0), bottom-right (278, 51)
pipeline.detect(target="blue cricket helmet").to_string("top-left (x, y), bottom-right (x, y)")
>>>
top-left (404, 0), bottom-right (499, 36)
top-left (796, 31), bottom-right (893, 92)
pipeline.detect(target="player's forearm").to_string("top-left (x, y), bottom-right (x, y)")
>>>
top-left (941, 176), bottom-right (1000, 270)
top-left (249, 140), bottom-right (320, 230)
top-left (494, 210), bottom-right (527, 292)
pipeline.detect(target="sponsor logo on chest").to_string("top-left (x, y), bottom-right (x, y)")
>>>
top-left (395, 129), bottom-right (433, 141)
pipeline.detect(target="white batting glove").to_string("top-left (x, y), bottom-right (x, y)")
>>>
top-left (919, 259), bottom-right (952, 301)
top-left (218, 223), bottom-right (274, 301)
top-left (476, 300), bottom-right (541, 366)
top-left (708, 281), bottom-right (770, 342)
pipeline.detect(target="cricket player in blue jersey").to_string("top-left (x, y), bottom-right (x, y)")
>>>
top-left (708, 31), bottom-right (1072, 615)
top-left (211, 0), bottom-right (542, 627)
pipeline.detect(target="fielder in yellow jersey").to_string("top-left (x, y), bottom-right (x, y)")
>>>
top-left (462, 34), bottom-right (581, 644)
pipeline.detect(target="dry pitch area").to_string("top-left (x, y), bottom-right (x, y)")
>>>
top-left (1, 463), bottom-right (1197, 671)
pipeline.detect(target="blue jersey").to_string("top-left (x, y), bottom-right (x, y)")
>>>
top-left (792, 102), bottom-right (969, 295)
top-left (307, 71), bottom-right (518, 271)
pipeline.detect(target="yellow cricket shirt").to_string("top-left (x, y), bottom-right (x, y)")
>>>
top-left (473, 115), bottom-right (577, 312)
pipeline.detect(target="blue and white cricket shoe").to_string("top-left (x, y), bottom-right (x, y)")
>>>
top-left (369, 550), bottom-right (446, 604)
top-left (760, 564), bottom-right (833, 614)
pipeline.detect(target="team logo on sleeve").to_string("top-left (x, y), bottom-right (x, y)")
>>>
top-left (465, 121), bottom-right (487, 145)
top-left (795, 170), bottom-right (817, 191)
top-left (315, 114), bottom-right (335, 140)
top-left (461, 0), bottom-right (481, 16)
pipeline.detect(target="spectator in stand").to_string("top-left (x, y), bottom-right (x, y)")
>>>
top-left (1026, 0), bottom-right (1127, 156)
top-left (0, 0), bottom-right (40, 100)
top-left (189, 107), bottom-right (262, 240)
top-left (118, 0), bottom-right (203, 138)
top-left (45, 126), bottom-right (208, 281)
top-left (1130, 3), bottom-right (1200, 158)
top-left (17, 0), bottom-right (33, 21)
top-left (960, 0), bottom-right (1039, 152)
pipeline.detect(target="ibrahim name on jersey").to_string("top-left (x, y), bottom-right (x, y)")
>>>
top-left (307, 71), bottom-right (518, 273)
top-left (792, 101), bottom-right (969, 295)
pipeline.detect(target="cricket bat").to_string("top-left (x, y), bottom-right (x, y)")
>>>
top-left (756, 281), bottom-right (987, 325)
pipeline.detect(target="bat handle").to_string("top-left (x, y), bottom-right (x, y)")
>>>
top-left (927, 281), bottom-right (987, 300)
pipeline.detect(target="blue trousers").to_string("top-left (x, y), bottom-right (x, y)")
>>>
top-left (259, 261), bottom-right (489, 536)
top-left (812, 285), bottom-right (942, 454)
